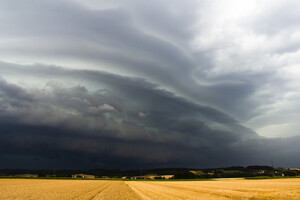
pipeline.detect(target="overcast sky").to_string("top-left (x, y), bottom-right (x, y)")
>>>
top-left (1, 0), bottom-right (300, 169)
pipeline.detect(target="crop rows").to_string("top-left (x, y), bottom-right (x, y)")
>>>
top-left (1, 178), bottom-right (300, 199)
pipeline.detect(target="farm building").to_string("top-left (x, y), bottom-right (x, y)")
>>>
top-left (131, 174), bottom-right (174, 179)
top-left (289, 168), bottom-right (300, 171)
top-left (72, 174), bottom-right (95, 179)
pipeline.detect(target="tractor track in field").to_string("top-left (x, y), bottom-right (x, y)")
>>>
top-left (89, 182), bottom-right (112, 200)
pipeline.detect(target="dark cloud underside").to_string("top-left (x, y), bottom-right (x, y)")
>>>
top-left (0, 64), bottom-right (299, 169)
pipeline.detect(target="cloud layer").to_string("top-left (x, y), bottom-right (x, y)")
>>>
top-left (1, 0), bottom-right (300, 168)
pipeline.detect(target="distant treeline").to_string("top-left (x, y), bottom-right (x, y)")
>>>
top-left (0, 168), bottom-right (189, 178)
top-left (0, 165), bottom-right (299, 179)
top-left (175, 166), bottom-right (299, 179)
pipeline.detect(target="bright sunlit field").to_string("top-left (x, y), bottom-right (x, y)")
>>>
top-left (1, 178), bottom-right (300, 199)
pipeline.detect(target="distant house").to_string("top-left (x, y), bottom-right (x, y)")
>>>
top-left (72, 174), bottom-right (95, 179)
top-left (131, 174), bottom-right (174, 180)
top-left (15, 174), bottom-right (38, 178)
top-left (257, 170), bottom-right (265, 174)
top-left (289, 168), bottom-right (300, 171)
top-left (160, 175), bottom-right (174, 179)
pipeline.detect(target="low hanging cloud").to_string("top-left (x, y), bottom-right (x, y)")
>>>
top-left (1, 0), bottom-right (300, 169)
top-left (0, 65), bottom-right (300, 169)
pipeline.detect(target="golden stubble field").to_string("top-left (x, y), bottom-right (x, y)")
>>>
top-left (1, 178), bottom-right (300, 200)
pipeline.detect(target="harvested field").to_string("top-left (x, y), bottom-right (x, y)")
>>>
top-left (1, 178), bottom-right (300, 199)
top-left (127, 178), bottom-right (300, 200)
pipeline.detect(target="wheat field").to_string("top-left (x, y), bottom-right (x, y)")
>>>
top-left (0, 178), bottom-right (300, 199)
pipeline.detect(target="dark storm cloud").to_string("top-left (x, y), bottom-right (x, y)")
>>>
top-left (0, 0), bottom-right (201, 103)
top-left (0, 0), bottom-right (263, 126)
top-left (0, 77), bottom-right (34, 102)
top-left (1, 64), bottom-right (300, 169)
top-left (1, 0), bottom-right (300, 168)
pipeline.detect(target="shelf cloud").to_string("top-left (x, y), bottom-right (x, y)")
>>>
top-left (1, 0), bottom-right (300, 169)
